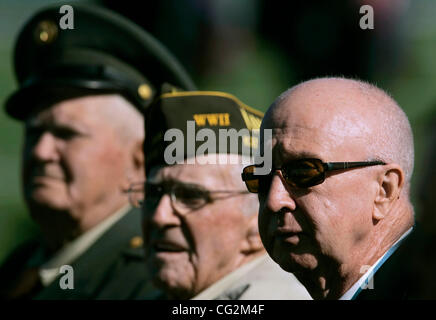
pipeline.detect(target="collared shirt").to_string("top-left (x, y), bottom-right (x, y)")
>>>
top-left (33, 204), bottom-right (131, 286)
top-left (192, 255), bottom-right (267, 300)
top-left (192, 254), bottom-right (311, 300)
top-left (339, 227), bottom-right (413, 300)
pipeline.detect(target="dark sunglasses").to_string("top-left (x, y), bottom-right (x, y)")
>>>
top-left (241, 158), bottom-right (386, 193)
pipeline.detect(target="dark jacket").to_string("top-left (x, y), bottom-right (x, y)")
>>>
top-left (356, 225), bottom-right (436, 300)
top-left (0, 208), bottom-right (157, 300)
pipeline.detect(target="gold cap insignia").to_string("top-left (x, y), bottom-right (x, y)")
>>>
top-left (34, 20), bottom-right (58, 45)
top-left (138, 84), bottom-right (152, 100)
top-left (129, 236), bottom-right (144, 249)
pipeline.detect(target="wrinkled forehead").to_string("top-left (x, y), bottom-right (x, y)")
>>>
top-left (27, 98), bottom-right (82, 124)
top-left (148, 164), bottom-right (224, 189)
top-left (26, 95), bottom-right (107, 128)
top-left (148, 155), bottom-right (244, 189)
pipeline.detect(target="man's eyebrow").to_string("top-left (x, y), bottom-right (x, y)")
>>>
top-left (54, 122), bottom-right (90, 133)
top-left (291, 151), bottom-right (321, 159)
top-left (278, 153), bottom-right (322, 167)
top-left (276, 144), bottom-right (321, 161)
top-left (27, 119), bottom-right (91, 135)
top-left (147, 177), bottom-right (206, 189)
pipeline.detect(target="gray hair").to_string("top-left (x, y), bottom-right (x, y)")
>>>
top-left (99, 94), bottom-right (145, 145)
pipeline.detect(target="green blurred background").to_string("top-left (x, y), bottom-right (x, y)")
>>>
top-left (1, 0), bottom-right (436, 264)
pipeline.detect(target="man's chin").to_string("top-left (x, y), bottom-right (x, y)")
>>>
top-left (151, 270), bottom-right (194, 300)
top-left (275, 252), bottom-right (319, 274)
top-left (26, 189), bottom-right (70, 212)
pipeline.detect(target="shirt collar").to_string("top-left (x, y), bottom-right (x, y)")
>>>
top-left (191, 254), bottom-right (268, 300)
top-left (38, 204), bottom-right (131, 286)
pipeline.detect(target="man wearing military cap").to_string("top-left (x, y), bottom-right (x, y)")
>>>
top-left (130, 90), bottom-right (310, 299)
top-left (0, 4), bottom-right (195, 300)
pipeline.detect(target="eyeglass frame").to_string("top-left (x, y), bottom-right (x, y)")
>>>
top-left (241, 158), bottom-right (386, 192)
top-left (126, 181), bottom-right (250, 214)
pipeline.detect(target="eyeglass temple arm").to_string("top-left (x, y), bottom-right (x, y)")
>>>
top-left (325, 161), bottom-right (385, 171)
top-left (209, 190), bottom-right (251, 194)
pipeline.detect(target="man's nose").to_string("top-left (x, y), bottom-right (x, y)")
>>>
top-left (144, 194), bottom-right (180, 229)
top-left (31, 132), bottom-right (60, 162)
top-left (264, 173), bottom-right (297, 213)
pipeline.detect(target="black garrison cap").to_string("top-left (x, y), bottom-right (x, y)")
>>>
top-left (4, 4), bottom-right (196, 120)
top-left (144, 90), bottom-right (264, 171)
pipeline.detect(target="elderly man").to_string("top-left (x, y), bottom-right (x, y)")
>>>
top-left (242, 77), bottom-right (418, 299)
top-left (133, 90), bottom-right (310, 299)
top-left (0, 4), bottom-right (195, 299)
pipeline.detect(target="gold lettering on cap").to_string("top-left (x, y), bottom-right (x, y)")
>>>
top-left (193, 113), bottom-right (231, 126)
top-left (223, 113), bottom-right (230, 126)
top-left (193, 114), bottom-right (207, 126)
top-left (206, 114), bottom-right (219, 126)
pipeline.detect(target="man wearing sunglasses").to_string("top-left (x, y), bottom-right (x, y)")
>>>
top-left (243, 77), bottom-right (417, 299)
top-left (135, 90), bottom-right (310, 299)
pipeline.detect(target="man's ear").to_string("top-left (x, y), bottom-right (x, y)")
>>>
top-left (373, 164), bottom-right (404, 221)
top-left (122, 140), bottom-right (145, 191)
top-left (241, 214), bottom-right (264, 255)
top-left (132, 139), bottom-right (145, 176)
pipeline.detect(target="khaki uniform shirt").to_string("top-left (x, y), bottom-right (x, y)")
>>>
top-left (192, 254), bottom-right (311, 300)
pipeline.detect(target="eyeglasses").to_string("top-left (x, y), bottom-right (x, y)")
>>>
top-left (127, 181), bottom-right (250, 215)
top-left (241, 158), bottom-right (386, 193)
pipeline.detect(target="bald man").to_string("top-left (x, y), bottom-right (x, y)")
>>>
top-left (242, 77), bottom-right (419, 299)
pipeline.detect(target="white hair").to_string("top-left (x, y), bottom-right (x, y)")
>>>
top-left (98, 94), bottom-right (145, 145)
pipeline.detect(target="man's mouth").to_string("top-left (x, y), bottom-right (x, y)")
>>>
top-left (28, 166), bottom-right (66, 181)
top-left (32, 174), bottom-right (64, 181)
top-left (274, 228), bottom-right (305, 246)
top-left (278, 233), bottom-right (302, 246)
top-left (29, 175), bottom-right (65, 187)
top-left (153, 241), bottom-right (187, 253)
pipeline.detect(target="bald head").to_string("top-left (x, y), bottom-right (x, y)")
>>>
top-left (258, 77), bottom-right (415, 299)
top-left (265, 77), bottom-right (414, 193)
